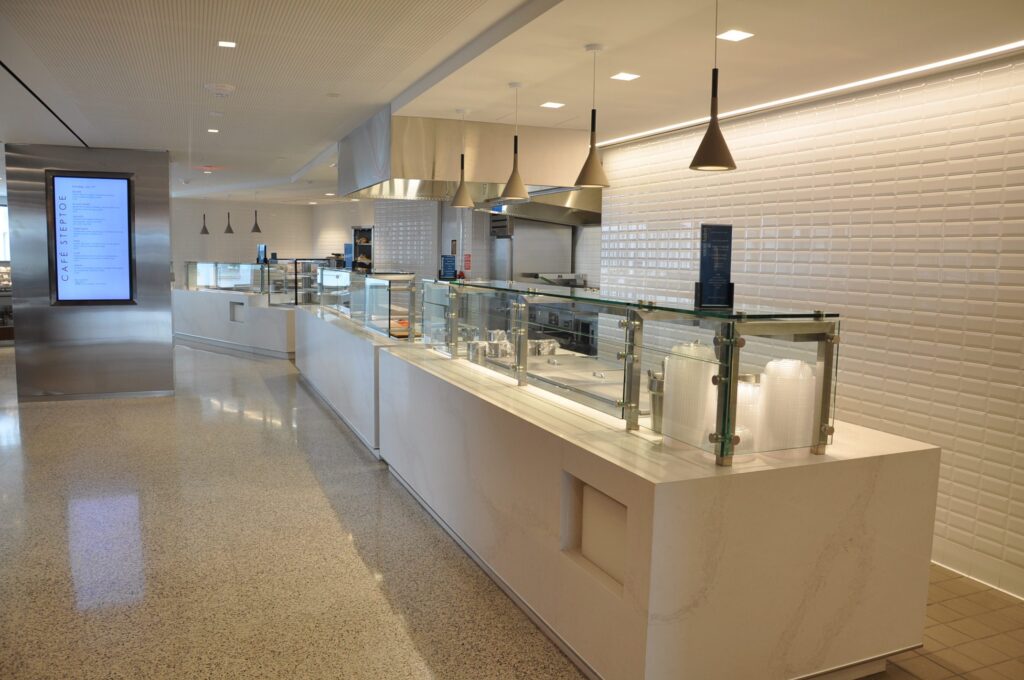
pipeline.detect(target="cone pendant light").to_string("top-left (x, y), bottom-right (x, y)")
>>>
top-left (501, 82), bottom-right (529, 202)
top-left (451, 109), bottom-right (474, 208)
top-left (251, 209), bottom-right (262, 233)
top-left (690, 0), bottom-right (736, 171)
top-left (224, 211), bottom-right (234, 234)
top-left (200, 213), bottom-right (210, 235)
top-left (575, 44), bottom-right (610, 188)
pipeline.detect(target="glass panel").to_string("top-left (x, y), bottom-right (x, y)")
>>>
top-left (450, 279), bottom-right (838, 320)
top-left (457, 287), bottom-right (519, 379)
top-left (349, 272), bottom-right (366, 324)
top-left (640, 320), bottom-right (723, 452)
top-left (318, 268), bottom-right (352, 316)
top-left (363, 274), bottom-right (415, 338)
top-left (420, 280), bottom-right (451, 350)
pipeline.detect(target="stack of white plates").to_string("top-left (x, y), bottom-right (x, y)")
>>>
top-left (758, 359), bottom-right (815, 452)
top-left (661, 342), bottom-right (719, 448)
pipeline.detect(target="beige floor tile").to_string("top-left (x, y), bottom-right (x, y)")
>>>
top-left (893, 654), bottom-right (959, 680)
top-left (981, 632), bottom-right (1024, 658)
top-left (922, 634), bottom-right (949, 654)
top-left (930, 603), bottom-right (969, 624)
top-left (973, 610), bottom-right (1024, 635)
top-left (965, 590), bottom-right (1022, 611)
top-left (926, 648), bottom-right (985, 674)
top-left (952, 640), bottom-right (1012, 667)
top-left (931, 584), bottom-right (963, 603)
top-left (964, 668), bottom-right (1013, 680)
top-left (927, 624), bottom-right (975, 648)
top-left (989, 658), bottom-right (1024, 678)
top-left (947, 597), bottom-right (995, 618)
top-left (949, 617), bottom-right (1001, 640)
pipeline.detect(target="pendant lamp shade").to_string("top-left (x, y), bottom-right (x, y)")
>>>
top-left (575, 44), bottom-right (609, 188)
top-left (200, 213), bottom-right (210, 235)
top-left (575, 109), bottom-right (609, 187)
top-left (500, 83), bottom-right (530, 203)
top-left (251, 209), bottom-right (262, 233)
top-left (690, 67), bottom-right (735, 171)
top-left (451, 153), bottom-right (474, 208)
top-left (501, 135), bottom-right (529, 202)
top-left (224, 211), bottom-right (234, 234)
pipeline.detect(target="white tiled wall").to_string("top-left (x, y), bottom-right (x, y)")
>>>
top-left (170, 198), bottom-right (315, 286)
top-left (373, 200), bottom-right (440, 280)
top-left (602, 57), bottom-right (1024, 596)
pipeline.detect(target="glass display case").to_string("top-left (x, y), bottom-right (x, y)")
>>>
top-left (318, 268), bottom-right (416, 340)
top-left (184, 262), bottom-right (268, 293)
top-left (266, 259), bottom-right (327, 306)
top-left (424, 279), bottom-right (840, 466)
top-left (185, 260), bottom-right (327, 306)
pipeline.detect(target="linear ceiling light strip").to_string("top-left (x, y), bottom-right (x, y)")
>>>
top-left (0, 58), bottom-right (89, 148)
top-left (599, 38), bottom-right (1024, 148)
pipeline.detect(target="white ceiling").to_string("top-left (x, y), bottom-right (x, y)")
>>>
top-left (399, 0), bottom-right (1024, 143)
top-left (0, 0), bottom-right (537, 201)
top-left (2, 0), bottom-right (1023, 204)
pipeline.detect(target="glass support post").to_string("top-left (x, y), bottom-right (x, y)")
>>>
top-left (711, 321), bottom-right (743, 466)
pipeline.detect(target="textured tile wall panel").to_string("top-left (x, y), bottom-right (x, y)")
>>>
top-left (601, 57), bottom-right (1024, 595)
top-left (373, 200), bottom-right (439, 280)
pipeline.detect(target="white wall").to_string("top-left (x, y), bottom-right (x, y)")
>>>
top-left (311, 201), bottom-right (375, 255)
top-left (170, 198), bottom-right (315, 285)
top-left (601, 56), bottom-right (1024, 595)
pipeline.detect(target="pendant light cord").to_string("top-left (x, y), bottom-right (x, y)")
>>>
top-left (514, 87), bottom-right (519, 135)
top-left (714, 0), bottom-right (719, 67)
top-left (592, 50), bottom-right (597, 108)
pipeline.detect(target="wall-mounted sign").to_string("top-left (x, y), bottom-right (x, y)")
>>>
top-left (695, 223), bottom-right (733, 308)
top-left (441, 254), bottom-right (457, 279)
top-left (46, 171), bottom-right (135, 305)
top-left (463, 253), bottom-right (471, 272)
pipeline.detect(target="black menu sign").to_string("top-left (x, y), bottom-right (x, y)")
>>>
top-left (697, 224), bottom-right (733, 308)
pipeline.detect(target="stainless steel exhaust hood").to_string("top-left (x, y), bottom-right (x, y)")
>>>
top-left (337, 106), bottom-right (602, 226)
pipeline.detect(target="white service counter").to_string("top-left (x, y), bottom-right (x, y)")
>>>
top-left (294, 305), bottom-right (398, 452)
top-left (172, 288), bottom-right (295, 358)
top-left (377, 346), bottom-right (941, 680)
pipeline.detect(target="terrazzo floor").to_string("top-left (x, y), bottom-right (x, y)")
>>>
top-left (0, 344), bottom-right (582, 679)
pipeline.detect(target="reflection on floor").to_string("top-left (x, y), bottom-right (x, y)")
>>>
top-left (0, 345), bottom-right (581, 679)
top-left (873, 564), bottom-right (1024, 679)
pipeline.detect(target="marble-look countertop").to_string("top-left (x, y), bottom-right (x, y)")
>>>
top-left (382, 346), bottom-right (938, 485)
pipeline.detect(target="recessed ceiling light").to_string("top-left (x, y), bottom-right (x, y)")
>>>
top-left (203, 170), bottom-right (212, 174)
top-left (308, 201), bottom-right (317, 205)
top-left (207, 128), bottom-right (219, 133)
top-left (717, 29), bottom-right (753, 42)
top-left (540, 101), bottom-right (565, 109)
top-left (611, 72), bottom-right (640, 81)
top-left (218, 40), bottom-right (236, 48)
top-left (324, 193), bottom-right (335, 196)
top-left (329, 162), bottom-right (337, 167)
top-left (351, 198), bottom-right (360, 202)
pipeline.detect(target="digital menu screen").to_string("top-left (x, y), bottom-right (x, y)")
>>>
top-left (48, 172), bottom-right (135, 304)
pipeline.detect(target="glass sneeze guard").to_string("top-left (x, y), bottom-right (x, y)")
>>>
top-left (424, 279), bottom-right (840, 467)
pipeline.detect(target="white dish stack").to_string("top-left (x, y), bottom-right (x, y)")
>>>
top-left (661, 342), bottom-right (718, 448)
top-left (758, 359), bottom-right (816, 452)
top-left (733, 380), bottom-right (762, 453)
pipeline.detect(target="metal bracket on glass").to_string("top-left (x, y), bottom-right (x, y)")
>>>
top-left (711, 323), bottom-right (742, 466)
top-left (512, 299), bottom-right (529, 386)
top-left (445, 287), bottom-right (460, 358)
top-left (622, 309), bottom-right (644, 431)
top-left (811, 323), bottom-right (839, 455)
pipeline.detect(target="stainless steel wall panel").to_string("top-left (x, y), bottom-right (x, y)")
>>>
top-left (5, 144), bottom-right (173, 398)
